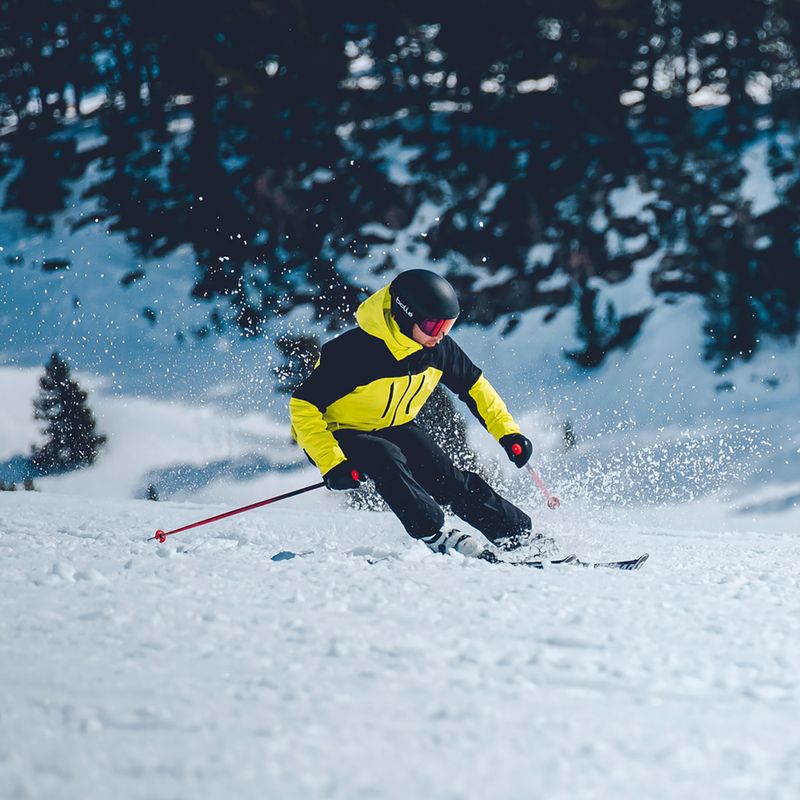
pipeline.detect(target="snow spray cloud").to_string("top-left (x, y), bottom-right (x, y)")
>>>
top-left (549, 422), bottom-right (775, 508)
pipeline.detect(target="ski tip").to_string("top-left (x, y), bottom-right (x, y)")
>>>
top-left (601, 553), bottom-right (650, 570)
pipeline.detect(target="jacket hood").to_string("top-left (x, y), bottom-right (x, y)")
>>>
top-left (356, 284), bottom-right (423, 360)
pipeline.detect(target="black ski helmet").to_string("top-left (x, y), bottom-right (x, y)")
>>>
top-left (389, 269), bottom-right (460, 336)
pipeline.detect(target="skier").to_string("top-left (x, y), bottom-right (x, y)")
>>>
top-left (290, 269), bottom-right (538, 563)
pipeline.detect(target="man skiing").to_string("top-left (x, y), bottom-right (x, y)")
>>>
top-left (290, 269), bottom-right (537, 563)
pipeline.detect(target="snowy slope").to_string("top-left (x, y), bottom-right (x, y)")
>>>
top-left (2, 122), bottom-right (799, 513)
top-left (2, 489), bottom-right (800, 800)
top-left (3, 124), bottom-right (800, 799)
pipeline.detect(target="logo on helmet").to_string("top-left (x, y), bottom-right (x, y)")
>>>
top-left (394, 297), bottom-right (413, 318)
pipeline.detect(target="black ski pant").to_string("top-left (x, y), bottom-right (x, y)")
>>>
top-left (334, 423), bottom-right (531, 542)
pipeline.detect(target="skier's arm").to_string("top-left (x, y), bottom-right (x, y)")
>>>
top-left (289, 395), bottom-right (347, 475)
top-left (290, 343), bottom-right (354, 475)
top-left (440, 339), bottom-right (521, 441)
top-left (465, 374), bottom-right (522, 440)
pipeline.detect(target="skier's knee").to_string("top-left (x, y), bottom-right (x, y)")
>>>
top-left (405, 506), bottom-right (445, 541)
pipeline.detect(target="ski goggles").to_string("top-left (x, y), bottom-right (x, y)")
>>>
top-left (417, 316), bottom-right (457, 337)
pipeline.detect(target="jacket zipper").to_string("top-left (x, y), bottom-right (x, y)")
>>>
top-left (389, 375), bottom-right (413, 426)
top-left (405, 374), bottom-right (426, 415)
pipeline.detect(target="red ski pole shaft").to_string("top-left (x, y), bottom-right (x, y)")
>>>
top-left (511, 443), bottom-right (561, 509)
top-left (150, 481), bottom-right (326, 543)
top-left (525, 463), bottom-right (561, 509)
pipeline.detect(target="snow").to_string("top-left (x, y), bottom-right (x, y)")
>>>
top-left (607, 177), bottom-right (657, 220)
top-left (688, 86), bottom-right (731, 108)
top-left (741, 138), bottom-right (781, 215)
top-left (0, 366), bottom-right (303, 501)
top-left (526, 242), bottom-right (557, 270)
top-left (0, 148), bottom-right (285, 409)
top-left (372, 138), bottom-right (424, 185)
top-left (2, 322), bottom-right (800, 798)
top-left (3, 115), bottom-right (800, 799)
top-left (516, 75), bottom-right (557, 93)
top-left (2, 487), bottom-right (800, 799)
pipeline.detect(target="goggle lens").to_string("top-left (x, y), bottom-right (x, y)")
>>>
top-left (418, 317), bottom-right (457, 337)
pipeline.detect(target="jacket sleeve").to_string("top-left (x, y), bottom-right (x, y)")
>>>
top-left (440, 339), bottom-right (521, 442)
top-left (290, 340), bottom-right (354, 475)
top-left (289, 396), bottom-right (346, 476)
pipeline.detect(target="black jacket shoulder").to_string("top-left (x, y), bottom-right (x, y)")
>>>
top-left (293, 327), bottom-right (482, 411)
top-left (436, 336), bottom-right (482, 397)
top-left (293, 328), bottom-right (389, 411)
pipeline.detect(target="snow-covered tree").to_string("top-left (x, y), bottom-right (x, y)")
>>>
top-left (30, 352), bottom-right (107, 473)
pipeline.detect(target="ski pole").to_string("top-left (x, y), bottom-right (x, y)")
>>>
top-left (525, 463), bottom-right (561, 509)
top-left (511, 443), bottom-right (561, 509)
top-left (149, 480), bottom-right (327, 543)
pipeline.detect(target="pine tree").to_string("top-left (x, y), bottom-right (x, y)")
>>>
top-left (30, 352), bottom-right (107, 473)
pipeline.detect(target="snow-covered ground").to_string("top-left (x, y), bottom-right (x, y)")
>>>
top-left (2, 124), bottom-right (800, 798)
top-left (2, 487), bottom-right (800, 800)
top-left (1, 346), bottom-right (799, 798)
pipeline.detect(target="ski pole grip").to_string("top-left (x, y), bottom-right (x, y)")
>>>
top-left (351, 469), bottom-right (361, 482)
top-left (511, 443), bottom-right (522, 456)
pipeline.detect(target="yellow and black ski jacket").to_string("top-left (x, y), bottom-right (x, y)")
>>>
top-left (290, 284), bottom-right (521, 476)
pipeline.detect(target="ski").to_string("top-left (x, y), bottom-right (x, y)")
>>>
top-left (512, 553), bottom-right (648, 570)
top-left (511, 554), bottom-right (578, 569)
top-left (570, 553), bottom-right (650, 571)
top-left (491, 552), bottom-right (649, 570)
top-left (270, 549), bottom-right (649, 571)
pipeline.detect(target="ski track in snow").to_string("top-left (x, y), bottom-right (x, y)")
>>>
top-left (2, 492), bottom-right (800, 800)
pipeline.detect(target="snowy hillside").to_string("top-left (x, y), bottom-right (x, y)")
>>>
top-left (6, 3), bottom-right (800, 795)
top-left (3, 119), bottom-right (800, 800)
top-left (2, 487), bottom-right (800, 800)
top-left (2, 120), bottom-right (799, 505)
top-left (2, 316), bottom-right (799, 798)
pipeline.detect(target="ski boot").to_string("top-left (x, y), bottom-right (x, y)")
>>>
top-left (421, 528), bottom-right (501, 563)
